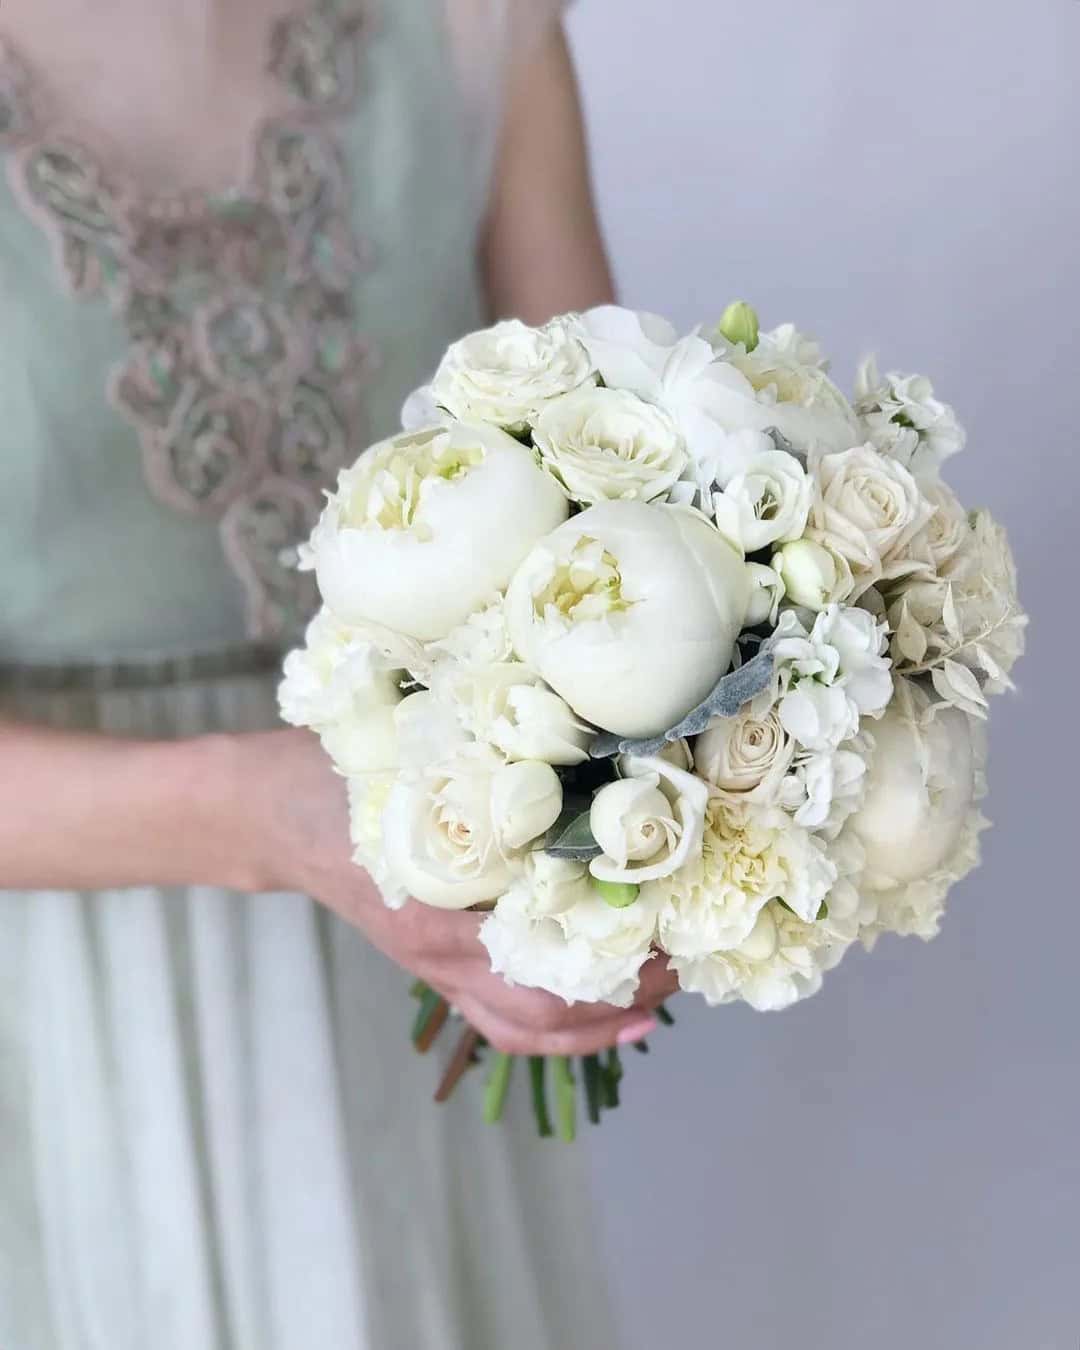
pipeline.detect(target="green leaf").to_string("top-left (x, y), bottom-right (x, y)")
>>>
top-left (545, 808), bottom-right (602, 861)
top-left (482, 1053), bottom-right (515, 1125)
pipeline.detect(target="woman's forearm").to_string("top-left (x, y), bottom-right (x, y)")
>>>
top-left (0, 722), bottom-right (258, 893)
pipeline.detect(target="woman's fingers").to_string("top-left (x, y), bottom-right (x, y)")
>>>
top-left (456, 995), bottom-right (657, 1057)
top-left (632, 950), bottom-right (680, 1008)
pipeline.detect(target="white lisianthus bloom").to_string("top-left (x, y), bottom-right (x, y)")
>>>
top-left (278, 608), bottom-right (403, 776)
top-left (380, 745), bottom-right (561, 909)
top-left (744, 561), bottom-right (786, 627)
top-left (712, 449), bottom-right (813, 553)
top-left (428, 316), bottom-right (595, 431)
top-left (432, 662), bottom-right (593, 766)
top-left (590, 754), bottom-right (710, 884)
top-left (671, 899), bottom-right (845, 1011)
top-left (346, 773), bottom-right (407, 908)
top-left (767, 605), bottom-right (893, 752)
top-left (854, 356), bottom-right (965, 477)
top-left (506, 500), bottom-right (750, 738)
top-left (479, 857), bottom-right (661, 1006)
top-left (656, 799), bottom-right (836, 958)
top-left (772, 536), bottom-right (855, 611)
top-left (694, 706), bottom-right (795, 805)
top-left (310, 421), bottom-right (568, 640)
top-left (808, 443), bottom-right (934, 584)
top-left (575, 306), bottom-right (859, 475)
top-left (533, 386), bottom-right (687, 504)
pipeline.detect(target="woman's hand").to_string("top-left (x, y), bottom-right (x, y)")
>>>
top-left (244, 727), bottom-right (675, 1055)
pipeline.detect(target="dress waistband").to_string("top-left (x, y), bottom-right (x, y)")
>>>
top-left (0, 642), bottom-right (285, 694)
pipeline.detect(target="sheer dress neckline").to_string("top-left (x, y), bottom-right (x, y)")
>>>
top-left (0, 0), bottom-right (381, 640)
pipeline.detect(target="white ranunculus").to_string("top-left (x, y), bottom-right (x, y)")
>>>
top-left (310, 421), bottom-right (568, 640)
top-left (479, 862), bottom-right (661, 1006)
top-left (533, 386), bottom-right (687, 505)
top-left (278, 608), bottom-right (403, 775)
top-left (590, 754), bottom-right (710, 884)
top-left (381, 745), bottom-right (558, 909)
top-left (808, 442), bottom-right (933, 582)
top-left (489, 760), bottom-right (563, 852)
top-left (432, 662), bottom-right (592, 765)
top-left (656, 799), bottom-right (836, 958)
top-left (772, 536), bottom-right (854, 611)
top-left (694, 706), bottom-right (795, 804)
top-left (575, 306), bottom-right (859, 477)
top-left (671, 899), bottom-right (844, 1011)
top-left (711, 449), bottom-right (812, 554)
top-left (854, 357), bottom-right (965, 477)
top-left (428, 316), bottom-right (595, 430)
top-left (767, 605), bottom-right (893, 752)
top-left (506, 500), bottom-right (751, 738)
top-left (848, 695), bottom-right (984, 894)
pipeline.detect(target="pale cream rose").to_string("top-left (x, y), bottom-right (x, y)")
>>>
top-left (694, 706), bottom-right (795, 804)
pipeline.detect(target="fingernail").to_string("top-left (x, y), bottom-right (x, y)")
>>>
top-left (616, 1017), bottom-right (657, 1046)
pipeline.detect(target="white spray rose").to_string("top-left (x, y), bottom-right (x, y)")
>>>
top-left (429, 316), bottom-right (595, 430)
top-left (772, 537), bottom-right (854, 610)
top-left (480, 857), bottom-right (660, 1006)
top-left (533, 386), bottom-right (687, 504)
top-left (711, 449), bottom-right (812, 554)
top-left (380, 746), bottom-right (561, 909)
top-left (589, 754), bottom-right (710, 884)
top-left (506, 500), bottom-right (751, 738)
top-left (854, 357), bottom-right (965, 477)
top-left (277, 608), bottom-right (403, 775)
top-left (310, 421), bottom-right (568, 640)
top-left (808, 443), bottom-right (933, 582)
top-left (694, 706), bottom-right (795, 804)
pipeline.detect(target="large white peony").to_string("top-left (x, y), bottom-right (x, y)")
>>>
top-left (309, 421), bottom-right (568, 640)
top-left (429, 316), bottom-right (595, 430)
top-left (506, 500), bottom-right (751, 738)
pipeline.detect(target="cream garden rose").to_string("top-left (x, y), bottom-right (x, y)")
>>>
top-left (694, 705), bottom-right (794, 803)
top-left (429, 316), bottom-right (595, 430)
top-left (533, 385), bottom-right (687, 504)
top-left (506, 500), bottom-right (751, 738)
top-left (310, 421), bottom-right (568, 640)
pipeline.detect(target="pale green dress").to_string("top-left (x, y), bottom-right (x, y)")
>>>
top-left (0, 3), bottom-right (615, 1347)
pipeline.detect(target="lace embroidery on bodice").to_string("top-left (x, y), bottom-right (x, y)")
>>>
top-left (0, 0), bottom-right (379, 639)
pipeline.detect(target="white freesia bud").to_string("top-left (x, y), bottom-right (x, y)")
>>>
top-left (430, 316), bottom-right (595, 431)
top-left (310, 422), bottom-right (568, 640)
top-left (849, 699), bottom-right (980, 889)
top-left (590, 754), bottom-right (709, 884)
top-left (534, 386), bottom-right (687, 505)
top-left (490, 760), bottom-right (563, 852)
top-left (773, 538), bottom-right (843, 611)
top-left (506, 500), bottom-right (751, 738)
top-left (695, 706), bottom-right (794, 802)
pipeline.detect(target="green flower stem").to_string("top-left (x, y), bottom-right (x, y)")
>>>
top-left (409, 978), bottom-right (428, 1000)
top-left (552, 1056), bottom-right (577, 1143)
top-left (411, 988), bottom-right (443, 1046)
top-left (656, 1003), bottom-right (675, 1027)
top-left (582, 1054), bottom-right (603, 1125)
top-left (482, 1053), bottom-right (515, 1125)
top-left (529, 1056), bottom-right (554, 1138)
top-left (603, 1047), bottom-right (623, 1109)
top-left (631, 1039), bottom-right (649, 1054)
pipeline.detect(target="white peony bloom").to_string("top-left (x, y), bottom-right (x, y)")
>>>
top-left (671, 899), bottom-right (845, 1011)
top-left (767, 605), bottom-right (893, 752)
top-left (432, 662), bottom-right (593, 766)
top-left (381, 745), bottom-right (559, 909)
top-left (656, 799), bottom-right (836, 959)
top-left (711, 449), bottom-right (813, 554)
top-left (808, 442), bottom-right (934, 584)
top-left (694, 706), bottom-right (795, 805)
top-left (310, 421), bottom-right (568, 640)
top-left (590, 753), bottom-right (710, 884)
top-left (278, 608), bottom-right (403, 776)
top-left (480, 857), bottom-right (661, 1006)
top-left (772, 537), bottom-right (854, 611)
top-left (533, 386), bottom-right (687, 505)
top-left (848, 691), bottom-right (986, 903)
top-left (346, 773), bottom-right (407, 908)
top-left (854, 356), bottom-right (965, 477)
top-left (506, 500), bottom-right (750, 738)
top-left (429, 316), bottom-right (595, 431)
top-left (575, 306), bottom-right (859, 478)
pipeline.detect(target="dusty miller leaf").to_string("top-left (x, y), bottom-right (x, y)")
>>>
top-left (590, 644), bottom-right (776, 759)
top-left (545, 808), bottom-right (603, 861)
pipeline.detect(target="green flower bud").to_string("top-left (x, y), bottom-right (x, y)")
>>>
top-left (717, 300), bottom-right (760, 353)
top-left (591, 878), bottom-right (640, 909)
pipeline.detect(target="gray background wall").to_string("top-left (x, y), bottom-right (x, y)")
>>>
top-left (565, 2), bottom-right (1079, 1347)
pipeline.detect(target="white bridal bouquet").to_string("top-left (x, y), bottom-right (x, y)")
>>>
top-left (280, 302), bottom-right (1025, 1137)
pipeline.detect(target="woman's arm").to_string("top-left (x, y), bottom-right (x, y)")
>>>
top-left (481, 20), bottom-right (615, 324)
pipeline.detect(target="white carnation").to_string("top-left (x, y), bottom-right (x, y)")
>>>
top-left (854, 356), bottom-right (965, 477)
top-left (346, 773), bottom-right (407, 909)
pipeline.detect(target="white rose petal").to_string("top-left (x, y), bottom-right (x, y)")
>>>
top-left (590, 754), bottom-right (710, 884)
top-left (490, 760), bottom-right (563, 852)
